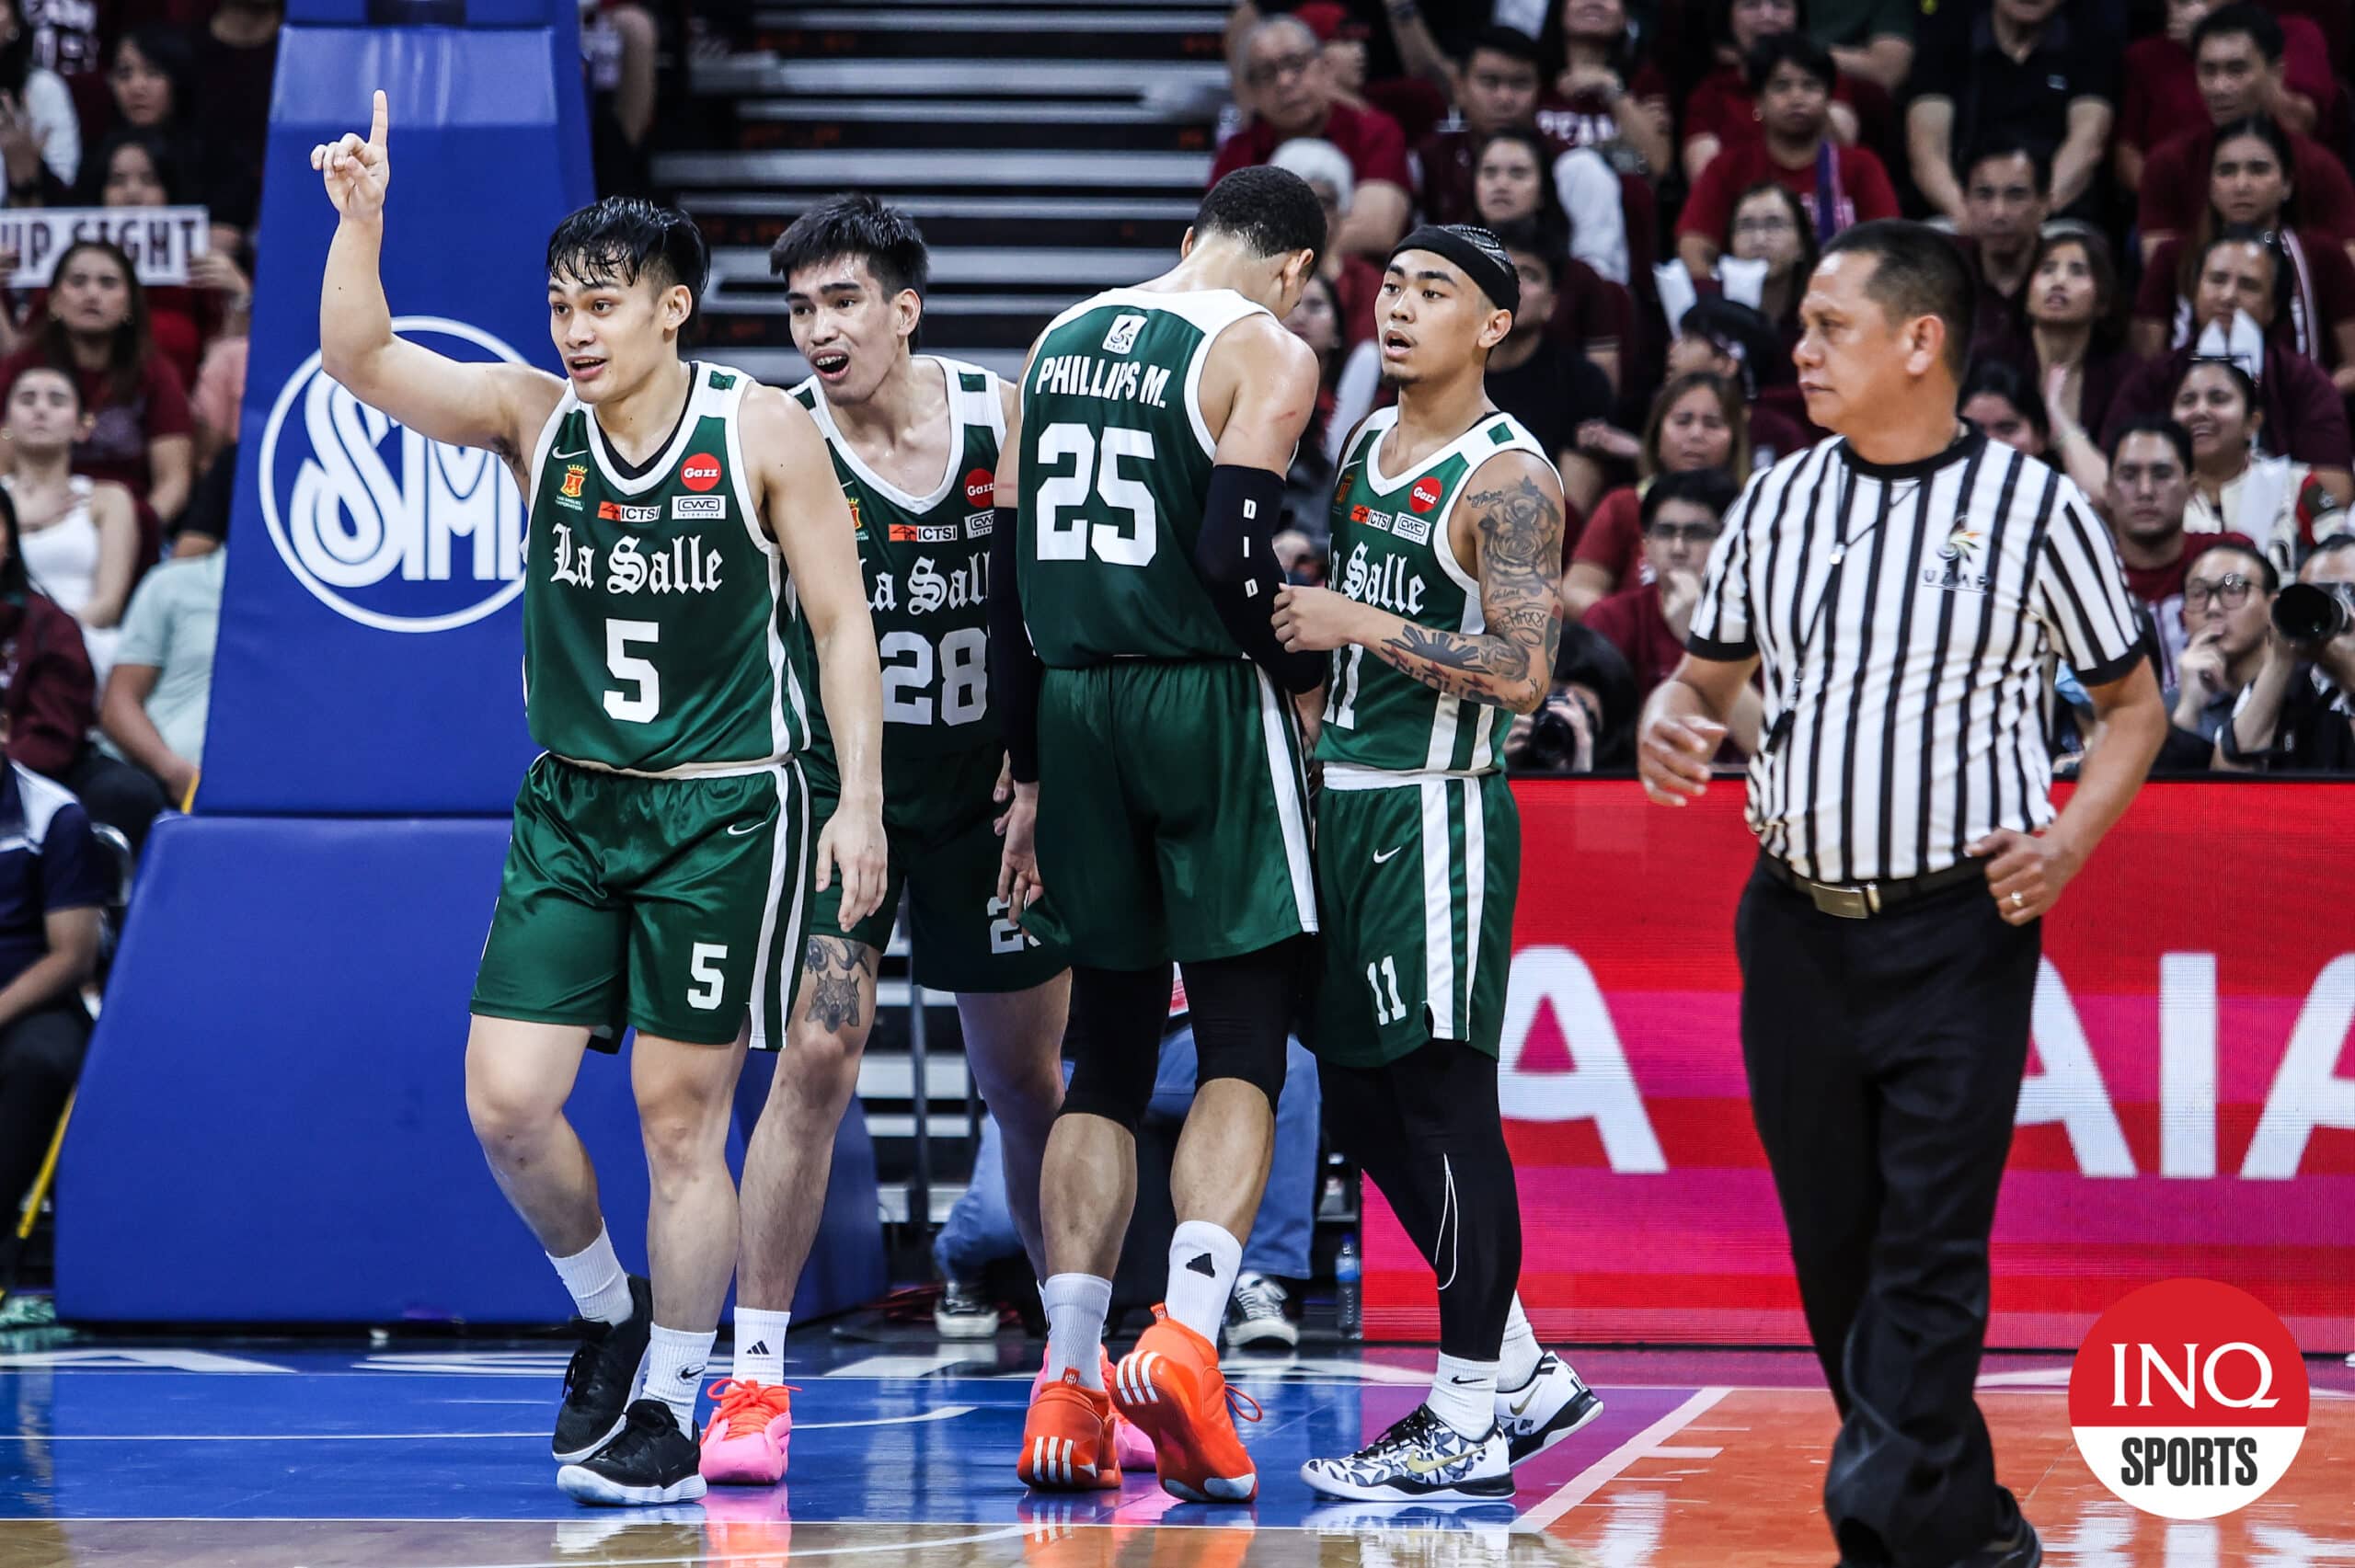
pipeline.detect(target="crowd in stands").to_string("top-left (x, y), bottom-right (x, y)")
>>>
top-left (1221, 0), bottom-right (2355, 778)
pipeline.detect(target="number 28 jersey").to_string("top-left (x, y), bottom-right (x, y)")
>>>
top-left (1017, 287), bottom-right (1268, 667)
top-left (790, 358), bottom-right (1005, 767)
top-left (523, 361), bottom-right (810, 774)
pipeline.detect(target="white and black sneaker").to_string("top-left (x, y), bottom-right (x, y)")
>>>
top-left (1223, 1272), bottom-right (1297, 1351)
top-left (552, 1275), bottom-right (652, 1462)
top-left (934, 1278), bottom-right (1001, 1340)
top-left (557, 1397), bottom-right (706, 1505)
top-left (1495, 1351), bottom-right (1603, 1465)
top-left (1301, 1404), bottom-right (1513, 1502)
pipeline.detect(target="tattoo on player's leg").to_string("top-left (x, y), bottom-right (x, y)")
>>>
top-left (803, 937), bottom-right (876, 1031)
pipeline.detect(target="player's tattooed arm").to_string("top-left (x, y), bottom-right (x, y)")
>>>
top-left (802, 936), bottom-right (878, 1033)
top-left (1365, 463), bottom-right (1564, 715)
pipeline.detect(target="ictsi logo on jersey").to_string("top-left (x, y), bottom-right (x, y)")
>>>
top-left (259, 316), bottom-right (527, 635)
top-left (2068, 1278), bottom-right (2308, 1520)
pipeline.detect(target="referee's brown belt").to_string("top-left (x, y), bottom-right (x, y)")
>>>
top-left (1757, 853), bottom-right (1988, 920)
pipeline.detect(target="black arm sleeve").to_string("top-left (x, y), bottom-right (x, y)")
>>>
top-left (1193, 464), bottom-right (1327, 694)
top-left (986, 504), bottom-right (1044, 784)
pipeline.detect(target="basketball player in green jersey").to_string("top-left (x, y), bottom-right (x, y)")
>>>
top-left (991, 166), bottom-right (1330, 1503)
top-left (1272, 225), bottom-right (1602, 1501)
top-left (312, 95), bottom-right (887, 1506)
top-left (697, 195), bottom-right (1101, 1487)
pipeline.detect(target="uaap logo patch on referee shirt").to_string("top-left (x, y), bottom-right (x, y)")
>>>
top-left (1927, 525), bottom-right (1990, 592)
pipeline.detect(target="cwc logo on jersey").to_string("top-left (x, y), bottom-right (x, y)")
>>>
top-left (598, 500), bottom-right (660, 524)
top-left (258, 316), bottom-right (527, 634)
top-left (672, 495), bottom-right (726, 520)
top-left (681, 452), bottom-right (723, 493)
top-left (559, 465), bottom-right (587, 499)
top-left (1408, 475), bottom-right (1446, 515)
top-left (964, 467), bottom-right (995, 508)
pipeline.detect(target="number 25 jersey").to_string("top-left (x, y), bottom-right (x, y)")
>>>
top-left (1016, 288), bottom-right (1268, 667)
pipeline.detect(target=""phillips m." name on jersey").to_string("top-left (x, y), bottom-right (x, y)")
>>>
top-left (1029, 352), bottom-right (1172, 409)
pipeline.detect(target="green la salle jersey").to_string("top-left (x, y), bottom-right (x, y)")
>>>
top-left (523, 361), bottom-right (810, 773)
top-left (789, 357), bottom-right (1005, 769)
top-left (1318, 407), bottom-right (1554, 775)
top-left (1017, 287), bottom-right (1268, 666)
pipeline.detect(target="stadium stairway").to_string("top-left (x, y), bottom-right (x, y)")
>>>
top-left (663, 0), bottom-right (1231, 389)
top-left (661, 0), bottom-right (1230, 1236)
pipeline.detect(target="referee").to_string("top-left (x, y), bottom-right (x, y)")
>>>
top-left (1637, 222), bottom-right (2166, 1568)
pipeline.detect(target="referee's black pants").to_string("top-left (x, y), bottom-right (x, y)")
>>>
top-left (1735, 858), bottom-right (2039, 1568)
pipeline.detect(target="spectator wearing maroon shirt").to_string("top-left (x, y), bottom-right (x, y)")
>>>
top-left (75, 128), bottom-right (247, 392)
top-left (1664, 297), bottom-right (1812, 464)
top-left (1415, 27), bottom-right (1630, 285)
top-left (1213, 15), bottom-right (1410, 257)
top-left (1683, 0), bottom-right (1860, 184)
top-left (2132, 117), bottom-right (2355, 394)
top-left (2104, 417), bottom-right (2200, 688)
top-left (1999, 229), bottom-right (2141, 462)
top-left (2138, 5), bottom-right (2355, 261)
top-left (1904, 0), bottom-right (2113, 223)
top-left (1567, 371), bottom-right (1752, 616)
top-left (0, 486), bottom-right (87, 786)
top-left (2168, 357), bottom-right (2348, 571)
top-left (1585, 466), bottom-right (1742, 702)
top-left (1676, 33), bottom-right (1897, 280)
top-left (1947, 142), bottom-right (2048, 362)
top-left (190, 0), bottom-right (280, 236)
top-left (0, 240), bottom-right (190, 538)
top-left (2115, 0), bottom-right (2334, 191)
top-left (1536, 0), bottom-right (1672, 175)
top-left (2105, 234), bottom-right (2354, 505)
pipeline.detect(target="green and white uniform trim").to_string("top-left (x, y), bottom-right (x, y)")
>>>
top-left (1318, 406), bottom-right (1554, 780)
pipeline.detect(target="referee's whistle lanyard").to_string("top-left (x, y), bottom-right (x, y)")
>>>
top-left (1763, 464), bottom-right (1898, 758)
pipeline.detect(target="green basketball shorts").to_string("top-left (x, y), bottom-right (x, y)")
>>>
top-left (1029, 658), bottom-right (1317, 971)
top-left (470, 754), bottom-right (811, 1050)
top-left (798, 742), bottom-right (1067, 998)
top-left (1309, 770), bottom-right (1520, 1068)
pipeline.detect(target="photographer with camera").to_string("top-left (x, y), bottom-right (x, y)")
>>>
top-left (2215, 535), bottom-right (2355, 773)
top-left (1505, 623), bottom-right (1639, 775)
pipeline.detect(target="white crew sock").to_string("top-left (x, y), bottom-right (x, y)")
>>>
top-left (547, 1226), bottom-right (635, 1325)
top-left (1427, 1353), bottom-right (1499, 1438)
top-left (1498, 1293), bottom-right (1543, 1391)
top-left (1042, 1273), bottom-right (1112, 1391)
top-left (732, 1307), bottom-right (791, 1385)
top-left (644, 1325), bottom-right (716, 1437)
top-left (1164, 1219), bottom-right (1243, 1345)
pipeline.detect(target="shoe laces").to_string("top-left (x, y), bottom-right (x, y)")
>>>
top-left (709, 1379), bottom-right (797, 1438)
top-left (1223, 1384), bottom-right (1264, 1425)
top-left (1231, 1275), bottom-right (1285, 1320)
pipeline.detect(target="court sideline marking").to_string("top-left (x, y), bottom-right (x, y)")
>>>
top-left (1515, 1387), bottom-right (1731, 1531)
top-left (0, 1407), bottom-right (977, 1440)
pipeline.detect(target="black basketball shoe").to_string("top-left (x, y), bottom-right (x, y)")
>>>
top-left (552, 1274), bottom-right (652, 1462)
top-left (557, 1397), bottom-right (707, 1505)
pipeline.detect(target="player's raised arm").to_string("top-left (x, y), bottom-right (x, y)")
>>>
top-left (744, 385), bottom-right (888, 923)
top-left (1274, 448), bottom-right (1564, 715)
top-left (1191, 313), bottom-right (1326, 692)
top-left (314, 90), bottom-right (560, 461)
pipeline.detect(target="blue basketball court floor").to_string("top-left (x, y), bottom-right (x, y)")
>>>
top-left (3, 1333), bottom-right (2351, 1566)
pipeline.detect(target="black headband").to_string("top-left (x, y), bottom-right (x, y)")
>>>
top-left (1388, 223), bottom-right (1521, 319)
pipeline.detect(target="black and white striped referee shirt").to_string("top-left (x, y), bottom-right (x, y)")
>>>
top-left (1686, 426), bottom-right (2144, 886)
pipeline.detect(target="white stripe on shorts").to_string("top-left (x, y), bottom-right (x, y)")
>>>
top-left (1460, 776), bottom-right (1485, 1039)
top-left (1255, 667), bottom-right (1319, 934)
top-left (747, 760), bottom-right (810, 1051)
top-left (1419, 777), bottom-right (1454, 1038)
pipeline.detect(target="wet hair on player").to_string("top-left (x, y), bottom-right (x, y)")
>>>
top-left (770, 193), bottom-right (931, 300)
top-left (1818, 219), bottom-right (1974, 378)
top-left (1195, 165), bottom-right (1327, 274)
top-left (546, 197), bottom-right (711, 319)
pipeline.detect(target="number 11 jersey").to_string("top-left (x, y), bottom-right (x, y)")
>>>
top-left (1016, 288), bottom-right (1268, 667)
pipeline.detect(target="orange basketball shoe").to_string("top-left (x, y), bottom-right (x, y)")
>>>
top-left (1017, 1368), bottom-right (1124, 1491)
top-left (1109, 1307), bottom-right (1261, 1503)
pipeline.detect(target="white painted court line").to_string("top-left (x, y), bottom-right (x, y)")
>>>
top-left (0, 1406), bottom-right (976, 1441)
top-left (1514, 1387), bottom-right (1731, 1531)
top-left (465, 1523), bottom-right (1031, 1568)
